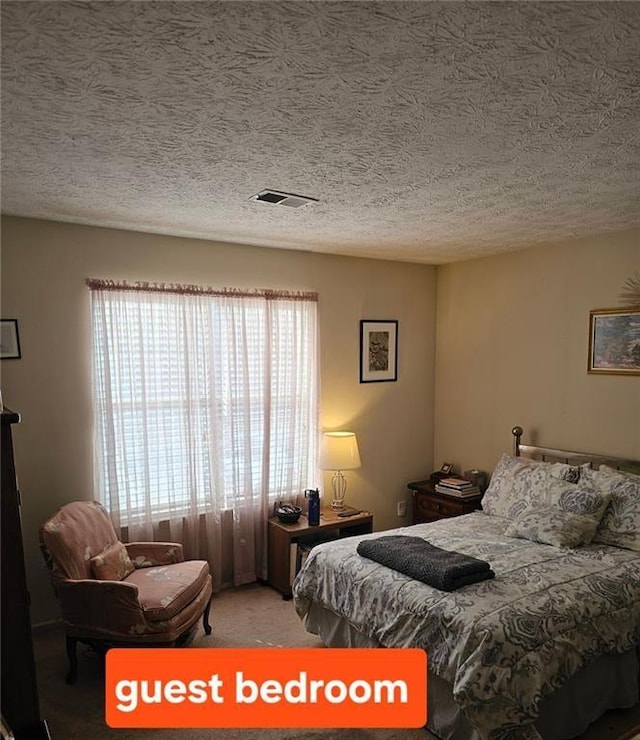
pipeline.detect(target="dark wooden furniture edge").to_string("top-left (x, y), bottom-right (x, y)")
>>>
top-left (1, 409), bottom-right (52, 739)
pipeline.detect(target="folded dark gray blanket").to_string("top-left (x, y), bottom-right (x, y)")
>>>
top-left (356, 535), bottom-right (494, 592)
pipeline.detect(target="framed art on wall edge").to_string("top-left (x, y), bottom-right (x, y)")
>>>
top-left (360, 320), bottom-right (398, 383)
top-left (0, 319), bottom-right (21, 360)
top-left (588, 307), bottom-right (640, 375)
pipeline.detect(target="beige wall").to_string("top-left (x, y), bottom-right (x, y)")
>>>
top-left (4, 216), bottom-right (638, 625)
top-left (1, 216), bottom-right (437, 624)
top-left (434, 229), bottom-right (640, 478)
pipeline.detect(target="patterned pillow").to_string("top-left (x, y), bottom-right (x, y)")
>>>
top-left (545, 481), bottom-right (611, 521)
top-left (581, 465), bottom-right (640, 551)
top-left (90, 540), bottom-right (135, 581)
top-left (505, 505), bottom-right (600, 548)
top-left (482, 454), bottom-right (583, 519)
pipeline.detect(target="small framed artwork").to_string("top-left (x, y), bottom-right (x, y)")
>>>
top-left (360, 319), bottom-right (398, 383)
top-left (440, 462), bottom-right (453, 475)
top-left (588, 307), bottom-right (640, 375)
top-left (0, 319), bottom-right (21, 360)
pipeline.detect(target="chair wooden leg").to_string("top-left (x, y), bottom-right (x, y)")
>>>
top-left (65, 635), bottom-right (78, 684)
top-left (202, 595), bottom-right (213, 635)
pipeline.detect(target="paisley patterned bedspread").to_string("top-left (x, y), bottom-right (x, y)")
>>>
top-left (293, 512), bottom-right (640, 739)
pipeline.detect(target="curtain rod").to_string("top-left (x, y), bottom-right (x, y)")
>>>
top-left (86, 279), bottom-right (318, 302)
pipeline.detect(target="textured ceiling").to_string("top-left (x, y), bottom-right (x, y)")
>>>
top-left (2, 1), bottom-right (640, 264)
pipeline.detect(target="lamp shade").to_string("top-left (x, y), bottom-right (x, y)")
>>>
top-left (320, 432), bottom-right (361, 471)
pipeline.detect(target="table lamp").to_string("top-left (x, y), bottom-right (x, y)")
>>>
top-left (320, 431), bottom-right (361, 510)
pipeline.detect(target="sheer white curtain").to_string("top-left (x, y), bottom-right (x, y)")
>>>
top-left (88, 280), bottom-right (319, 589)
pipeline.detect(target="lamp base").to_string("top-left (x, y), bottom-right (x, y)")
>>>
top-left (330, 471), bottom-right (347, 511)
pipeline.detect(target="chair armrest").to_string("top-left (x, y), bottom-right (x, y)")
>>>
top-left (56, 579), bottom-right (145, 634)
top-left (125, 542), bottom-right (184, 567)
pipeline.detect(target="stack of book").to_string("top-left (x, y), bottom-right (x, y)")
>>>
top-left (435, 476), bottom-right (481, 498)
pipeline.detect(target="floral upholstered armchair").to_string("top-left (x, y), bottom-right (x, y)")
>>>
top-left (40, 500), bottom-right (212, 683)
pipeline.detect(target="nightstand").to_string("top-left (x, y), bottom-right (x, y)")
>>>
top-left (267, 509), bottom-right (373, 599)
top-left (407, 479), bottom-right (482, 524)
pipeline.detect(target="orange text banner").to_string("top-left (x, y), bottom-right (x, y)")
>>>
top-left (106, 647), bottom-right (427, 728)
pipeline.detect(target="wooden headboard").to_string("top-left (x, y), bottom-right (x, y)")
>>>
top-left (512, 426), bottom-right (640, 473)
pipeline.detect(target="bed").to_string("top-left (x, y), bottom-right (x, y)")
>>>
top-left (292, 427), bottom-right (640, 740)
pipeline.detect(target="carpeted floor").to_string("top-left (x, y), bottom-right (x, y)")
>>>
top-left (33, 583), bottom-right (640, 740)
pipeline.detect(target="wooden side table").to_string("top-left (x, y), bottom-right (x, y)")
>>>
top-left (407, 479), bottom-right (482, 524)
top-left (267, 509), bottom-right (373, 599)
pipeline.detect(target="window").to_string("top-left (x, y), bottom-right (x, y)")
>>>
top-left (89, 281), bottom-right (319, 529)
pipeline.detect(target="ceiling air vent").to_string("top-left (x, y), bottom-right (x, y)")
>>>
top-left (249, 190), bottom-right (318, 208)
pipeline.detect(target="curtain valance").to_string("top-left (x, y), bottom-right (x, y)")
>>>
top-left (86, 278), bottom-right (318, 302)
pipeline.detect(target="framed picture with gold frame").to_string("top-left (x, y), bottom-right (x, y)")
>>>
top-left (588, 307), bottom-right (640, 375)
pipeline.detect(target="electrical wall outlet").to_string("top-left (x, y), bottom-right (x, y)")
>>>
top-left (397, 500), bottom-right (407, 517)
